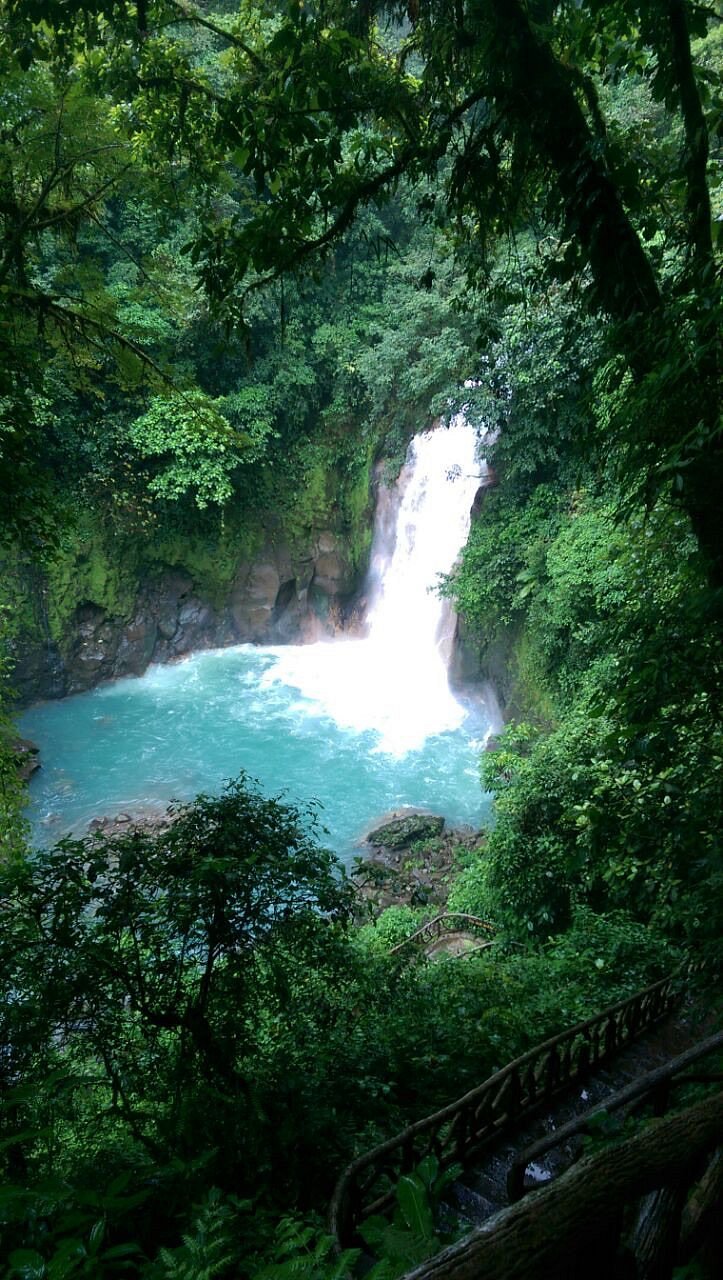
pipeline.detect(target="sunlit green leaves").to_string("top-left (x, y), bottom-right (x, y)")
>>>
top-left (127, 390), bottom-right (252, 508)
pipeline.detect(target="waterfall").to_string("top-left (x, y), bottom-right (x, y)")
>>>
top-left (260, 417), bottom-right (484, 755)
top-left (21, 416), bottom-right (496, 848)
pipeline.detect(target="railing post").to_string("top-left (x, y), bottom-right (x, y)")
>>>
top-left (576, 1038), bottom-right (591, 1081)
top-left (560, 1038), bottom-right (573, 1084)
top-left (507, 1157), bottom-right (527, 1204)
top-left (452, 1106), bottom-right (468, 1164)
top-left (592, 1024), bottom-right (603, 1066)
top-left (507, 1067), bottom-right (522, 1119)
top-left (545, 1045), bottom-right (560, 1097)
top-left (401, 1133), bottom-right (416, 1174)
top-left (337, 1177), bottom-right (358, 1251)
top-left (652, 1078), bottom-right (672, 1118)
top-left (524, 1059), bottom-right (538, 1106)
top-left (473, 1087), bottom-right (494, 1145)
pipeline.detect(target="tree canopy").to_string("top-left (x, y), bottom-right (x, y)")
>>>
top-left (2, 1), bottom-right (720, 572)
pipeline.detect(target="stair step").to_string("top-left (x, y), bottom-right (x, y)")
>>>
top-left (521, 1159), bottom-right (556, 1190)
top-left (446, 1180), bottom-right (499, 1226)
top-left (462, 1162), bottom-right (509, 1206)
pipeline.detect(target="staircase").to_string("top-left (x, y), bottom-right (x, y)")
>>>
top-left (388, 913), bottom-right (496, 960)
top-left (405, 1081), bottom-right (723, 1280)
top-left (329, 975), bottom-right (711, 1252)
top-left (445, 1025), bottom-right (723, 1233)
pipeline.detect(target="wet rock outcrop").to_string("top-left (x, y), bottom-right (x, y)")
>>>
top-left (9, 528), bottom-right (364, 703)
top-left (352, 814), bottom-right (487, 915)
top-left (366, 813), bottom-right (446, 849)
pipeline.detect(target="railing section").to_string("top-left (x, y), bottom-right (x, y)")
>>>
top-left (388, 913), bottom-right (495, 955)
top-left (329, 975), bottom-right (679, 1248)
top-left (506, 1027), bottom-right (723, 1202)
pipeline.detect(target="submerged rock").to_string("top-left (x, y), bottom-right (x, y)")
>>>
top-left (367, 813), bottom-right (445, 849)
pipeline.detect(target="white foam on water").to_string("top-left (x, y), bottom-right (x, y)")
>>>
top-left (259, 418), bottom-right (484, 755)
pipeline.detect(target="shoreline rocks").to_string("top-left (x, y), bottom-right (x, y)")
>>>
top-left (9, 528), bottom-right (368, 706)
top-left (86, 808), bottom-right (173, 840)
top-left (78, 804), bottom-right (487, 922)
top-left (352, 811), bottom-right (486, 916)
top-left (11, 736), bottom-right (41, 781)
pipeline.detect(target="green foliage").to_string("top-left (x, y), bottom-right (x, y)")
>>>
top-left (444, 486), bottom-right (564, 645)
top-left (250, 1215), bottom-right (359, 1280)
top-left (360, 1156), bottom-right (461, 1279)
top-left (458, 487), bottom-right (722, 953)
top-left (478, 713), bottom-right (602, 935)
top-left (0, 776), bottom-right (353, 1190)
top-left (540, 909), bottom-right (677, 1004)
top-left (1, 5), bottom-right (721, 1275)
top-left (0, 763), bottom-right (678, 1274)
top-left (0, 730), bottom-right (29, 862)
top-left (459, 257), bottom-right (599, 493)
top-left (154, 1190), bottom-right (248, 1280)
top-left (356, 905), bottom-right (427, 953)
top-left (446, 858), bottom-right (492, 922)
top-left (0, 607), bottom-right (29, 859)
top-left (475, 907), bottom-right (677, 1036)
top-left (0, 1113), bottom-right (149, 1280)
top-left (128, 392), bottom-right (250, 510)
top-left (41, 518), bottom-right (140, 642)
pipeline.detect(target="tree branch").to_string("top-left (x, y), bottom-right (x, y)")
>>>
top-left (667, 0), bottom-right (713, 270)
top-left (97, 1039), bottom-right (165, 1160)
top-left (239, 83), bottom-right (492, 301)
top-left (168, 0), bottom-right (266, 72)
top-left (33, 164), bottom-right (134, 233)
top-left (490, 0), bottom-right (662, 322)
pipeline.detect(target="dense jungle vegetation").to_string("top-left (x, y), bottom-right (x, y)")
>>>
top-left (0, 2), bottom-right (721, 1276)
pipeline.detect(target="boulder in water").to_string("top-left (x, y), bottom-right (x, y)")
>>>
top-left (367, 813), bottom-right (445, 849)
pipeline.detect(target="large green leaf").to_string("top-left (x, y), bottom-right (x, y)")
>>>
top-left (396, 1174), bottom-right (435, 1240)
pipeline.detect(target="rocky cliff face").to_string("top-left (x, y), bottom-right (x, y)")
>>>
top-left (9, 527), bottom-right (364, 704)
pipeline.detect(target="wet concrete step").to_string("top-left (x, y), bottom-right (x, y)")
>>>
top-left (439, 1032), bottom-right (683, 1234)
top-left (444, 1181), bottom-right (499, 1227)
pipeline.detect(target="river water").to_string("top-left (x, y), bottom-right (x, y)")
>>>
top-left (19, 419), bottom-right (501, 862)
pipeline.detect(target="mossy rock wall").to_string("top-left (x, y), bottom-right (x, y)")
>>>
top-left (4, 449), bottom-right (377, 704)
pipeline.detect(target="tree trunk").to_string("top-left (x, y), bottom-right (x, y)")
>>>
top-left (402, 1091), bottom-right (723, 1280)
top-left (628, 1182), bottom-right (690, 1280)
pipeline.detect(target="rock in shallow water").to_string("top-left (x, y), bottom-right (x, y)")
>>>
top-left (366, 813), bottom-right (445, 849)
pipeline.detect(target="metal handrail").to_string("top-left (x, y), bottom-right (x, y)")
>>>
top-left (329, 974), bottom-right (680, 1248)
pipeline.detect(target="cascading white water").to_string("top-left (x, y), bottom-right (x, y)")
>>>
top-left (260, 417), bottom-right (484, 755)
top-left (21, 414), bottom-right (498, 852)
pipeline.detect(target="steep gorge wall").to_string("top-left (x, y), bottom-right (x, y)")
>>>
top-left (6, 448), bottom-right (376, 705)
top-left (449, 469), bottom-right (554, 728)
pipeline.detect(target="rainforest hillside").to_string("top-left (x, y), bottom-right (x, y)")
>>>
top-left (0, 3), bottom-right (721, 1277)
